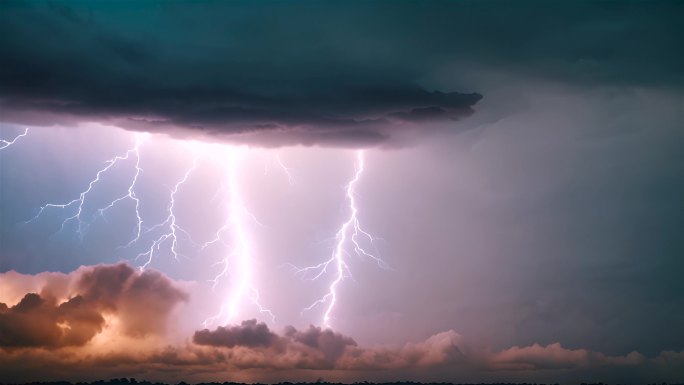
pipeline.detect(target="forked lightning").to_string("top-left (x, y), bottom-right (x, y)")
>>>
top-left (294, 150), bottom-right (388, 327)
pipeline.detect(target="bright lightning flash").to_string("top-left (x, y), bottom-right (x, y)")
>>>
top-left (0, 128), bottom-right (29, 150)
top-left (294, 150), bottom-right (387, 328)
top-left (202, 146), bottom-right (274, 327)
top-left (27, 133), bottom-right (274, 327)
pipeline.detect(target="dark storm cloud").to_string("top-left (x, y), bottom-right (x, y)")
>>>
top-left (191, 321), bottom-right (464, 370)
top-left (192, 321), bottom-right (647, 373)
top-left (284, 324), bottom-right (358, 362)
top-left (75, 263), bottom-right (189, 336)
top-left (2, 1), bottom-right (680, 145)
top-left (1, 0), bottom-right (681, 146)
top-left (193, 320), bottom-right (359, 356)
top-left (0, 263), bottom-right (187, 348)
top-left (0, 1), bottom-right (485, 147)
top-left (193, 320), bottom-right (358, 368)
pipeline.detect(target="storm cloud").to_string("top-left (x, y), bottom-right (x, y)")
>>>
top-left (2, 1), bottom-right (680, 146)
top-left (0, 1), bottom-right (487, 147)
top-left (0, 293), bottom-right (104, 348)
top-left (193, 320), bottom-right (360, 369)
top-left (1, 264), bottom-right (683, 383)
top-left (0, 263), bottom-right (188, 348)
top-left (190, 320), bottom-right (673, 375)
top-left (193, 319), bottom-right (281, 349)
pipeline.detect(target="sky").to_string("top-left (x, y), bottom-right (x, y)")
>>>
top-left (0, 1), bottom-right (683, 384)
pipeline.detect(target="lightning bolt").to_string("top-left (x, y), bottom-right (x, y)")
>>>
top-left (23, 129), bottom-right (384, 329)
top-left (98, 134), bottom-right (148, 246)
top-left (26, 133), bottom-right (148, 240)
top-left (0, 128), bottom-right (28, 150)
top-left (202, 146), bottom-right (274, 327)
top-left (134, 156), bottom-right (200, 271)
top-left (293, 150), bottom-right (387, 328)
top-left (263, 153), bottom-right (296, 185)
top-left (275, 153), bottom-right (296, 185)
top-left (19, 131), bottom-right (281, 328)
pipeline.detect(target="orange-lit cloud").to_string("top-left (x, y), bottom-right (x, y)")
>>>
top-left (1, 264), bottom-right (683, 384)
top-left (0, 263), bottom-right (187, 349)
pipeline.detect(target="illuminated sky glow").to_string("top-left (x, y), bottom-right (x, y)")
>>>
top-left (0, 1), bottom-right (682, 384)
top-left (202, 146), bottom-right (275, 326)
top-left (294, 150), bottom-right (389, 327)
top-left (12, 128), bottom-right (387, 329)
top-left (1, 90), bottom-right (683, 382)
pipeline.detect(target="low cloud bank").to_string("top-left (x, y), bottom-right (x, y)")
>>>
top-left (191, 320), bottom-right (664, 373)
top-left (1, 265), bottom-right (683, 383)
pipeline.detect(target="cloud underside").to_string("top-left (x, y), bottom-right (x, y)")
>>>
top-left (0, 88), bottom-right (482, 148)
top-left (1, 0), bottom-right (681, 147)
top-left (1, 264), bottom-right (683, 383)
top-left (0, 2), bottom-right (482, 147)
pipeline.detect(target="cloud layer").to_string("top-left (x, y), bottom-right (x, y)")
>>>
top-left (2, 1), bottom-right (680, 148)
top-left (0, 2), bottom-right (484, 147)
top-left (1, 264), bottom-right (683, 383)
top-left (0, 263), bottom-right (187, 349)
top-left (190, 320), bottom-right (667, 374)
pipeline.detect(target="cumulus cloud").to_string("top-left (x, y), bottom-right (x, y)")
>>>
top-left (193, 321), bottom-right (360, 370)
top-left (193, 319), bottom-right (280, 349)
top-left (0, 263), bottom-right (187, 349)
top-left (0, 293), bottom-right (104, 348)
top-left (192, 320), bottom-right (653, 373)
top-left (75, 263), bottom-right (188, 336)
top-left (489, 342), bottom-right (647, 371)
top-left (1, 265), bottom-right (683, 383)
top-left (336, 330), bottom-right (465, 371)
